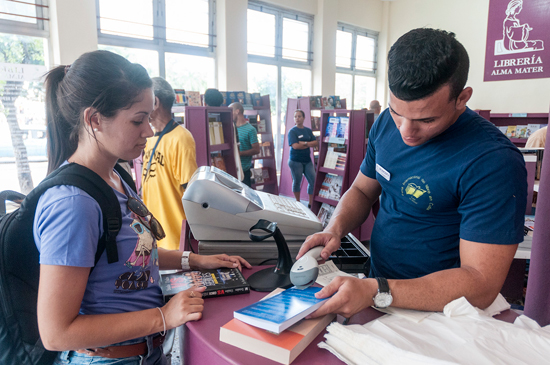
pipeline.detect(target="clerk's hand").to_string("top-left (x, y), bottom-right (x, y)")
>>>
top-left (162, 286), bottom-right (206, 327)
top-left (189, 253), bottom-right (252, 272)
top-left (307, 276), bottom-right (377, 319)
top-left (296, 231), bottom-right (341, 260)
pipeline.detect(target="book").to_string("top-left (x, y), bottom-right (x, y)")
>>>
top-left (174, 89), bottom-right (187, 106)
top-left (252, 93), bottom-right (262, 107)
top-left (506, 125), bottom-right (517, 138)
top-left (233, 287), bottom-right (328, 334)
top-left (311, 116), bottom-right (321, 131)
top-left (324, 117), bottom-right (339, 141)
top-left (160, 268), bottom-right (250, 301)
top-left (211, 153), bottom-right (227, 172)
top-left (335, 153), bottom-right (346, 170)
top-left (244, 92), bottom-right (254, 108)
top-left (309, 96), bottom-right (316, 109)
top-left (236, 91), bottom-right (246, 104)
top-left (526, 123), bottom-right (541, 138)
top-left (252, 168), bottom-right (264, 184)
top-left (257, 119), bottom-right (267, 133)
top-left (330, 95), bottom-right (341, 109)
top-left (187, 91), bottom-right (201, 106)
top-left (517, 125), bottom-right (527, 138)
top-left (220, 288), bottom-right (335, 365)
top-left (323, 147), bottom-right (337, 169)
top-left (497, 126), bottom-right (508, 135)
top-left (317, 203), bottom-right (335, 228)
top-left (220, 91), bottom-right (228, 106)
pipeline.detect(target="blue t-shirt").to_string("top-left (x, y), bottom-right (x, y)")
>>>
top-left (288, 126), bottom-right (316, 163)
top-left (34, 167), bottom-right (164, 315)
top-left (360, 107), bottom-right (527, 279)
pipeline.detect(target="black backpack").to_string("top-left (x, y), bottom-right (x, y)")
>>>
top-left (0, 163), bottom-right (136, 365)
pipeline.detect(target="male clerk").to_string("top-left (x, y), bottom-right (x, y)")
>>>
top-left (298, 28), bottom-right (527, 317)
top-left (229, 102), bottom-right (260, 187)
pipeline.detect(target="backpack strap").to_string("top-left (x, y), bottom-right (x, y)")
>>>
top-left (21, 163), bottom-right (121, 265)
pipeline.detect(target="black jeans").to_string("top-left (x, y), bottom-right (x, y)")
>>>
top-left (242, 169), bottom-right (252, 188)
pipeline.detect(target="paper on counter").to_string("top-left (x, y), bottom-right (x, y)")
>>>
top-left (315, 260), bottom-right (354, 287)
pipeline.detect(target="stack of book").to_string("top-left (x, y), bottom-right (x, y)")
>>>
top-left (186, 91), bottom-right (201, 106)
top-left (174, 89), bottom-right (187, 105)
top-left (318, 174), bottom-right (343, 200)
top-left (317, 203), bottom-right (335, 228)
top-left (208, 114), bottom-right (224, 145)
top-left (324, 116), bottom-right (349, 142)
top-left (323, 146), bottom-right (347, 170)
top-left (220, 287), bottom-right (335, 364)
top-left (498, 124), bottom-right (547, 139)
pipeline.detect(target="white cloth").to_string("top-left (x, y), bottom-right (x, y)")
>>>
top-left (319, 295), bottom-right (550, 364)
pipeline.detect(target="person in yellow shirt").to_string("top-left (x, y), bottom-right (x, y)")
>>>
top-left (142, 77), bottom-right (198, 250)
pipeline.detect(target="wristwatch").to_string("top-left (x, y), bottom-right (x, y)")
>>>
top-left (372, 277), bottom-right (393, 308)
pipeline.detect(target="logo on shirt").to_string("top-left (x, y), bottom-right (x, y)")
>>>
top-left (401, 176), bottom-right (433, 210)
top-left (114, 214), bottom-right (159, 293)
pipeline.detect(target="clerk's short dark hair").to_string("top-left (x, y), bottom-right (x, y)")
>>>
top-left (388, 28), bottom-right (469, 101)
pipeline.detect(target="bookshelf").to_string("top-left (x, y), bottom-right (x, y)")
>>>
top-left (243, 95), bottom-right (278, 195)
top-left (279, 97), bottom-right (347, 202)
top-left (311, 109), bottom-right (376, 241)
top-left (474, 111), bottom-right (549, 147)
top-left (172, 105), bottom-right (239, 179)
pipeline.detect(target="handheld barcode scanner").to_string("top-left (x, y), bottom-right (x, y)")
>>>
top-left (290, 246), bottom-right (324, 289)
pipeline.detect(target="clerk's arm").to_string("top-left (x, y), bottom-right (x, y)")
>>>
top-left (297, 172), bottom-right (381, 260)
top-left (310, 238), bottom-right (518, 318)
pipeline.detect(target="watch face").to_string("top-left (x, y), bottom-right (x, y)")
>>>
top-left (374, 292), bottom-right (393, 308)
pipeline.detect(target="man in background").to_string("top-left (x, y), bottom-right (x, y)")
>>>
top-left (142, 77), bottom-right (198, 250)
top-left (369, 99), bottom-right (382, 119)
top-left (229, 102), bottom-right (260, 187)
top-left (526, 126), bottom-right (547, 148)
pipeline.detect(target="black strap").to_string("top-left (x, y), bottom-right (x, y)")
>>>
top-left (375, 277), bottom-right (390, 293)
top-left (114, 163), bottom-right (137, 194)
top-left (21, 163), bottom-right (121, 266)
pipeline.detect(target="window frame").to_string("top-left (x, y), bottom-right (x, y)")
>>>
top-left (247, 1), bottom-right (314, 169)
top-left (336, 22), bottom-right (378, 109)
top-left (0, 0), bottom-right (49, 38)
top-left (96, 0), bottom-right (216, 79)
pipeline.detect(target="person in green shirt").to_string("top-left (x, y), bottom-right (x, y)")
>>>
top-left (229, 102), bottom-right (260, 187)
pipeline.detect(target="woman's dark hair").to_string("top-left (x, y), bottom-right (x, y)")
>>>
top-left (44, 50), bottom-right (152, 173)
top-left (294, 109), bottom-right (305, 118)
top-left (388, 28), bottom-right (469, 102)
top-left (204, 88), bottom-right (224, 107)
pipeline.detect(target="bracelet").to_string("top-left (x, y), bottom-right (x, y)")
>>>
top-left (181, 251), bottom-right (191, 270)
top-left (156, 307), bottom-right (166, 336)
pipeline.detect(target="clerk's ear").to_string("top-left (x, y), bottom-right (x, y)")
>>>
top-left (154, 96), bottom-right (160, 111)
top-left (455, 87), bottom-right (473, 110)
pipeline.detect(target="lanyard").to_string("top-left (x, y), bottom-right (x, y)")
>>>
top-left (142, 119), bottom-right (177, 187)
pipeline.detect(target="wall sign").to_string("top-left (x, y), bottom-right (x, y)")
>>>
top-left (484, 0), bottom-right (550, 81)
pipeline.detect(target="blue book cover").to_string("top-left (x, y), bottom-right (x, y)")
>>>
top-left (234, 287), bottom-right (327, 334)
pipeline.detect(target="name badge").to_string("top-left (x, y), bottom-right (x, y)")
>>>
top-left (298, 135), bottom-right (304, 138)
top-left (376, 164), bottom-right (391, 181)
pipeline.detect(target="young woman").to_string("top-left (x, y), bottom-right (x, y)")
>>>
top-left (37, 50), bottom-right (250, 364)
top-left (287, 109), bottom-right (318, 208)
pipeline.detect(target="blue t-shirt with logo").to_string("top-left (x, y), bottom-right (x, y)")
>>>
top-left (34, 167), bottom-right (164, 315)
top-left (360, 107), bottom-right (527, 279)
top-left (288, 126), bottom-right (316, 163)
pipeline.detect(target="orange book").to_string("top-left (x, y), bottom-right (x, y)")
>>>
top-left (220, 310), bottom-right (334, 364)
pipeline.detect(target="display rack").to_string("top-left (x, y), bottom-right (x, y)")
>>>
top-left (279, 97), bottom-right (347, 202)
top-left (243, 95), bottom-right (278, 194)
top-left (475, 111), bottom-right (549, 147)
top-left (172, 105), bottom-right (238, 179)
top-left (311, 109), bottom-right (375, 241)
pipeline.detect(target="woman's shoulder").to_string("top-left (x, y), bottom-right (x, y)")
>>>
top-left (37, 185), bottom-right (101, 214)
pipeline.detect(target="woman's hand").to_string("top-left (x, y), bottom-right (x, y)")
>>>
top-left (189, 253), bottom-right (252, 272)
top-left (162, 286), bottom-right (206, 328)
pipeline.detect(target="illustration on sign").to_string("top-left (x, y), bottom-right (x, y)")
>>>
top-left (495, 0), bottom-right (544, 55)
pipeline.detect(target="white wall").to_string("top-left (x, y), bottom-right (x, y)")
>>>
top-left (49, 0), bottom-right (98, 66)
top-left (385, 0), bottom-right (550, 113)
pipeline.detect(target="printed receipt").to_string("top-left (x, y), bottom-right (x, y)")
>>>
top-left (315, 261), bottom-right (354, 287)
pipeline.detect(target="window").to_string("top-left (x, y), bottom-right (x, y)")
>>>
top-left (0, 32), bottom-right (48, 194)
top-left (335, 23), bottom-right (378, 109)
top-left (0, 0), bottom-right (49, 37)
top-left (97, 0), bottom-right (216, 91)
top-left (247, 2), bottom-right (313, 168)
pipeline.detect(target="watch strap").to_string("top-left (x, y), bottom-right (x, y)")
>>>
top-left (375, 277), bottom-right (390, 293)
top-left (181, 251), bottom-right (191, 270)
